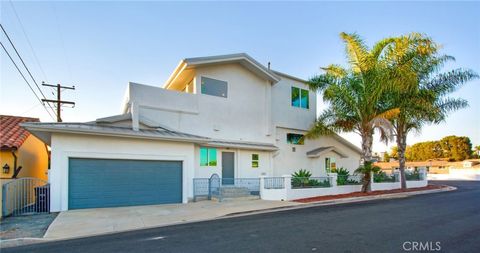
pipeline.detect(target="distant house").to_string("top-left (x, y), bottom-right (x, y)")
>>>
top-left (375, 159), bottom-right (480, 174)
top-left (1, 115), bottom-right (49, 217)
top-left (0, 115), bottom-right (48, 180)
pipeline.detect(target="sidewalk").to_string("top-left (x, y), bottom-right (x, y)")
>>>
top-left (44, 199), bottom-right (302, 240)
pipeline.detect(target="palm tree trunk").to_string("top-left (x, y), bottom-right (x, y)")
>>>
top-left (397, 129), bottom-right (407, 190)
top-left (361, 131), bottom-right (373, 193)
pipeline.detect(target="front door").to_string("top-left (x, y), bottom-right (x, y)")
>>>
top-left (222, 152), bottom-right (235, 185)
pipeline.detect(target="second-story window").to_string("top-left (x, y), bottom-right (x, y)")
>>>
top-left (201, 76), bottom-right (228, 98)
top-left (287, 133), bottom-right (304, 145)
top-left (291, 86), bottom-right (309, 109)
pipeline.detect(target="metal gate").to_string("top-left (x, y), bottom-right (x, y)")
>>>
top-left (2, 177), bottom-right (50, 217)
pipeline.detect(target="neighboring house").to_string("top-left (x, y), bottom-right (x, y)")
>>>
top-left (0, 115), bottom-right (48, 180)
top-left (1, 115), bottom-right (49, 216)
top-left (23, 53), bottom-right (362, 212)
top-left (376, 159), bottom-right (480, 174)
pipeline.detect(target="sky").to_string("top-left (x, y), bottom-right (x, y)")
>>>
top-left (1, 1), bottom-right (479, 152)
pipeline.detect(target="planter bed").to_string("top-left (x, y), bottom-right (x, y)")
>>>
top-left (293, 184), bottom-right (447, 203)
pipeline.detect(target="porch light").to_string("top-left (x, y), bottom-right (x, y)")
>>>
top-left (3, 164), bottom-right (10, 174)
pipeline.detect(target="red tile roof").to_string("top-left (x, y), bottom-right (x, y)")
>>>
top-left (0, 115), bottom-right (39, 150)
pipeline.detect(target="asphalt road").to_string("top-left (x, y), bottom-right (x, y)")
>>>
top-left (4, 181), bottom-right (479, 253)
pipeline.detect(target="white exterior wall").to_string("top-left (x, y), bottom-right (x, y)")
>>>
top-left (271, 75), bottom-right (316, 130)
top-left (132, 63), bottom-right (274, 144)
top-left (49, 133), bottom-right (195, 212)
top-left (125, 62), bottom-right (361, 181)
top-left (273, 127), bottom-right (361, 177)
top-left (193, 146), bottom-right (273, 179)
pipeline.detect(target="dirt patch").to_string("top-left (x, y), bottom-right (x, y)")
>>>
top-left (294, 184), bottom-right (447, 203)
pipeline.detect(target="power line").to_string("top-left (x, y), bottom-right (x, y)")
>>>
top-left (0, 23), bottom-right (56, 116)
top-left (9, 0), bottom-right (49, 82)
top-left (0, 40), bottom-right (56, 120)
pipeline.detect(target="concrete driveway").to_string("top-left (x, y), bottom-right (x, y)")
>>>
top-left (45, 199), bottom-right (301, 240)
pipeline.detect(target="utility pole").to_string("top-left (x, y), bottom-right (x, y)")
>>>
top-left (41, 82), bottom-right (75, 122)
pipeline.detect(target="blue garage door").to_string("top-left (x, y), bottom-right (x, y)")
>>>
top-left (69, 158), bottom-right (182, 209)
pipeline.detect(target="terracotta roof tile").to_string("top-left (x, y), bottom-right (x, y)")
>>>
top-left (0, 115), bottom-right (39, 150)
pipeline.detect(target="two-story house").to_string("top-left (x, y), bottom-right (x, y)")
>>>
top-left (23, 53), bottom-right (361, 211)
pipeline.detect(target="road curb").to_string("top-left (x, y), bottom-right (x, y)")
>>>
top-left (223, 185), bottom-right (457, 218)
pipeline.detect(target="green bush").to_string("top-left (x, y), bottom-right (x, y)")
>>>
top-left (334, 167), bottom-right (354, 185)
top-left (373, 171), bottom-right (396, 183)
top-left (405, 171), bottom-right (421, 181)
top-left (291, 169), bottom-right (331, 188)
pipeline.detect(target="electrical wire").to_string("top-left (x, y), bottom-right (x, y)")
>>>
top-left (0, 23), bottom-right (56, 117)
top-left (0, 40), bottom-right (56, 120)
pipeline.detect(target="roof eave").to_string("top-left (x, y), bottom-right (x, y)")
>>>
top-left (21, 124), bottom-right (210, 145)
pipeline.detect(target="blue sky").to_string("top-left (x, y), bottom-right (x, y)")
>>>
top-left (1, 1), bottom-right (479, 152)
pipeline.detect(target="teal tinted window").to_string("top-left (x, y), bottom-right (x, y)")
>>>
top-left (291, 87), bottom-right (300, 107)
top-left (200, 147), bottom-right (217, 166)
top-left (291, 86), bottom-right (309, 109)
top-left (287, 133), bottom-right (304, 145)
top-left (200, 148), bottom-right (208, 166)
top-left (208, 148), bottom-right (217, 166)
top-left (301, 89), bottom-right (309, 109)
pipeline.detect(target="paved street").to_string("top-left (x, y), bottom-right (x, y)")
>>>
top-left (4, 181), bottom-right (479, 253)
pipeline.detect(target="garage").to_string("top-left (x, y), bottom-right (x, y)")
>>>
top-left (68, 158), bottom-right (183, 209)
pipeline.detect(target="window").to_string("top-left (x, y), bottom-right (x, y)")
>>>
top-left (291, 87), bottom-right (309, 109)
top-left (201, 76), bottom-right (228, 98)
top-left (325, 157), bottom-right (336, 173)
top-left (287, 133), bottom-right (304, 145)
top-left (200, 147), bottom-right (217, 166)
top-left (252, 154), bottom-right (259, 168)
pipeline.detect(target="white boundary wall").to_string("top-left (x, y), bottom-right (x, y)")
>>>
top-left (260, 169), bottom-right (428, 201)
top-left (428, 168), bottom-right (480, 181)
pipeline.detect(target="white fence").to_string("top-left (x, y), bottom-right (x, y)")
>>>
top-left (428, 168), bottom-right (480, 181)
top-left (260, 169), bottom-right (428, 201)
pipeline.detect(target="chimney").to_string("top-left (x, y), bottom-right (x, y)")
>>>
top-left (268, 62), bottom-right (271, 69)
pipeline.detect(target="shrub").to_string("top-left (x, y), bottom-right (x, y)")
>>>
top-left (405, 171), bottom-right (421, 181)
top-left (334, 167), bottom-right (351, 185)
top-left (373, 171), bottom-right (396, 183)
top-left (291, 169), bottom-right (330, 188)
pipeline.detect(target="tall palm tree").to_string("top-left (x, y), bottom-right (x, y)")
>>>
top-left (307, 32), bottom-right (437, 192)
top-left (388, 53), bottom-right (478, 189)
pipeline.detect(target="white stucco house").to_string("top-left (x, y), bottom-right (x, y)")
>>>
top-left (23, 53), bottom-right (362, 211)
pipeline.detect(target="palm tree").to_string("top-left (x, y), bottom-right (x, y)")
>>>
top-left (389, 66), bottom-right (478, 189)
top-left (306, 32), bottom-right (430, 192)
top-left (307, 32), bottom-right (443, 192)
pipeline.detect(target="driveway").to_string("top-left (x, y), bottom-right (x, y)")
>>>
top-left (44, 199), bottom-right (301, 239)
top-left (3, 181), bottom-right (479, 253)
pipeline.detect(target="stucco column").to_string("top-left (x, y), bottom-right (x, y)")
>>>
top-left (282, 175), bottom-right (292, 200)
top-left (418, 167), bottom-right (427, 181)
top-left (259, 175), bottom-right (266, 199)
top-left (327, 172), bottom-right (338, 187)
